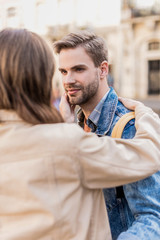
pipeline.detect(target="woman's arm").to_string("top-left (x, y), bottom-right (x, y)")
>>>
top-left (74, 102), bottom-right (160, 188)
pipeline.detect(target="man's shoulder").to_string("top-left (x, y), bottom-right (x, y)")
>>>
top-left (97, 88), bottom-right (135, 136)
top-left (115, 102), bottom-right (136, 139)
top-left (107, 101), bottom-right (136, 138)
top-left (116, 100), bottom-right (131, 116)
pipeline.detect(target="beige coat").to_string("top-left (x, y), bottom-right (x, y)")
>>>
top-left (0, 105), bottom-right (160, 240)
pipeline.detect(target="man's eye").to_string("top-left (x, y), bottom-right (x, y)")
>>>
top-left (76, 68), bottom-right (84, 72)
top-left (60, 70), bottom-right (67, 75)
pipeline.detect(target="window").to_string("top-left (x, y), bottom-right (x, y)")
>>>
top-left (7, 7), bottom-right (16, 18)
top-left (148, 41), bottom-right (160, 51)
top-left (6, 7), bottom-right (19, 27)
top-left (148, 60), bottom-right (160, 94)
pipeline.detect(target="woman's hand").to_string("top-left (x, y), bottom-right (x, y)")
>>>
top-left (59, 93), bottom-right (75, 123)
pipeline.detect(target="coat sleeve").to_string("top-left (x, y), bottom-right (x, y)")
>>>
top-left (75, 104), bottom-right (160, 189)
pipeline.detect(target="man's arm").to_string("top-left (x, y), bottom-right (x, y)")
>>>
top-left (118, 172), bottom-right (160, 240)
top-left (117, 101), bottom-right (160, 240)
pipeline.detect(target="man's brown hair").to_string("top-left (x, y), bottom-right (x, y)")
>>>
top-left (53, 30), bottom-right (108, 67)
top-left (0, 28), bottom-right (63, 124)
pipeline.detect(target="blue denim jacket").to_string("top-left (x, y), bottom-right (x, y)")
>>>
top-left (78, 88), bottom-right (160, 240)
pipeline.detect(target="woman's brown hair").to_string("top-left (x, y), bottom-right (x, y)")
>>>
top-left (0, 28), bottom-right (63, 124)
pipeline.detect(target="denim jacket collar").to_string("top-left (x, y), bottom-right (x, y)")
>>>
top-left (77, 87), bottom-right (118, 135)
top-left (95, 87), bottom-right (118, 136)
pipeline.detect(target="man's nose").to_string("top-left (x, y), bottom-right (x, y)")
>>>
top-left (63, 72), bottom-right (75, 84)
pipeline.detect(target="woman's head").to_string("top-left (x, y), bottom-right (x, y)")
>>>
top-left (0, 28), bottom-right (63, 124)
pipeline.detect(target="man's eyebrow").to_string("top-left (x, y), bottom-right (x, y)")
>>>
top-left (59, 64), bottom-right (87, 71)
top-left (71, 64), bottom-right (86, 70)
top-left (58, 67), bottom-right (65, 71)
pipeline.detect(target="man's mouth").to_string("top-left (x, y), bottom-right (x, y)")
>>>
top-left (66, 88), bottom-right (80, 95)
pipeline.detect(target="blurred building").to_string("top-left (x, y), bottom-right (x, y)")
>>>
top-left (96, 0), bottom-right (160, 103)
top-left (0, 0), bottom-right (159, 113)
top-left (119, 0), bottom-right (160, 114)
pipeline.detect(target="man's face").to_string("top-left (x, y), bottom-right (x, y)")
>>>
top-left (58, 46), bottom-right (100, 106)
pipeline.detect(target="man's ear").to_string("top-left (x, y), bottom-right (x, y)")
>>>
top-left (100, 61), bottom-right (108, 78)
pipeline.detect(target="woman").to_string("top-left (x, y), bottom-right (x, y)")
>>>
top-left (0, 28), bottom-right (160, 240)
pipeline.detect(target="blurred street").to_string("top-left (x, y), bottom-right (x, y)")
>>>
top-left (140, 97), bottom-right (160, 116)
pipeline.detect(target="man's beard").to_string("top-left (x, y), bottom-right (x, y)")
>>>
top-left (67, 75), bottom-right (99, 106)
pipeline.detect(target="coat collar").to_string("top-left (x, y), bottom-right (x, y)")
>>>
top-left (0, 110), bottom-right (22, 122)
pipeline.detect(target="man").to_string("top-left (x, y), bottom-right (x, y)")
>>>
top-left (54, 30), bottom-right (160, 240)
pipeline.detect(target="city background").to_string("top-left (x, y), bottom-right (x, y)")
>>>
top-left (0, 0), bottom-right (159, 114)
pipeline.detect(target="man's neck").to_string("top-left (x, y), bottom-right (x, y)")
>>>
top-left (80, 103), bottom-right (95, 119)
top-left (80, 87), bottom-right (110, 119)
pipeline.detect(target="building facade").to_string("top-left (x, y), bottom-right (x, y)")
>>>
top-left (0, 0), bottom-right (159, 112)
